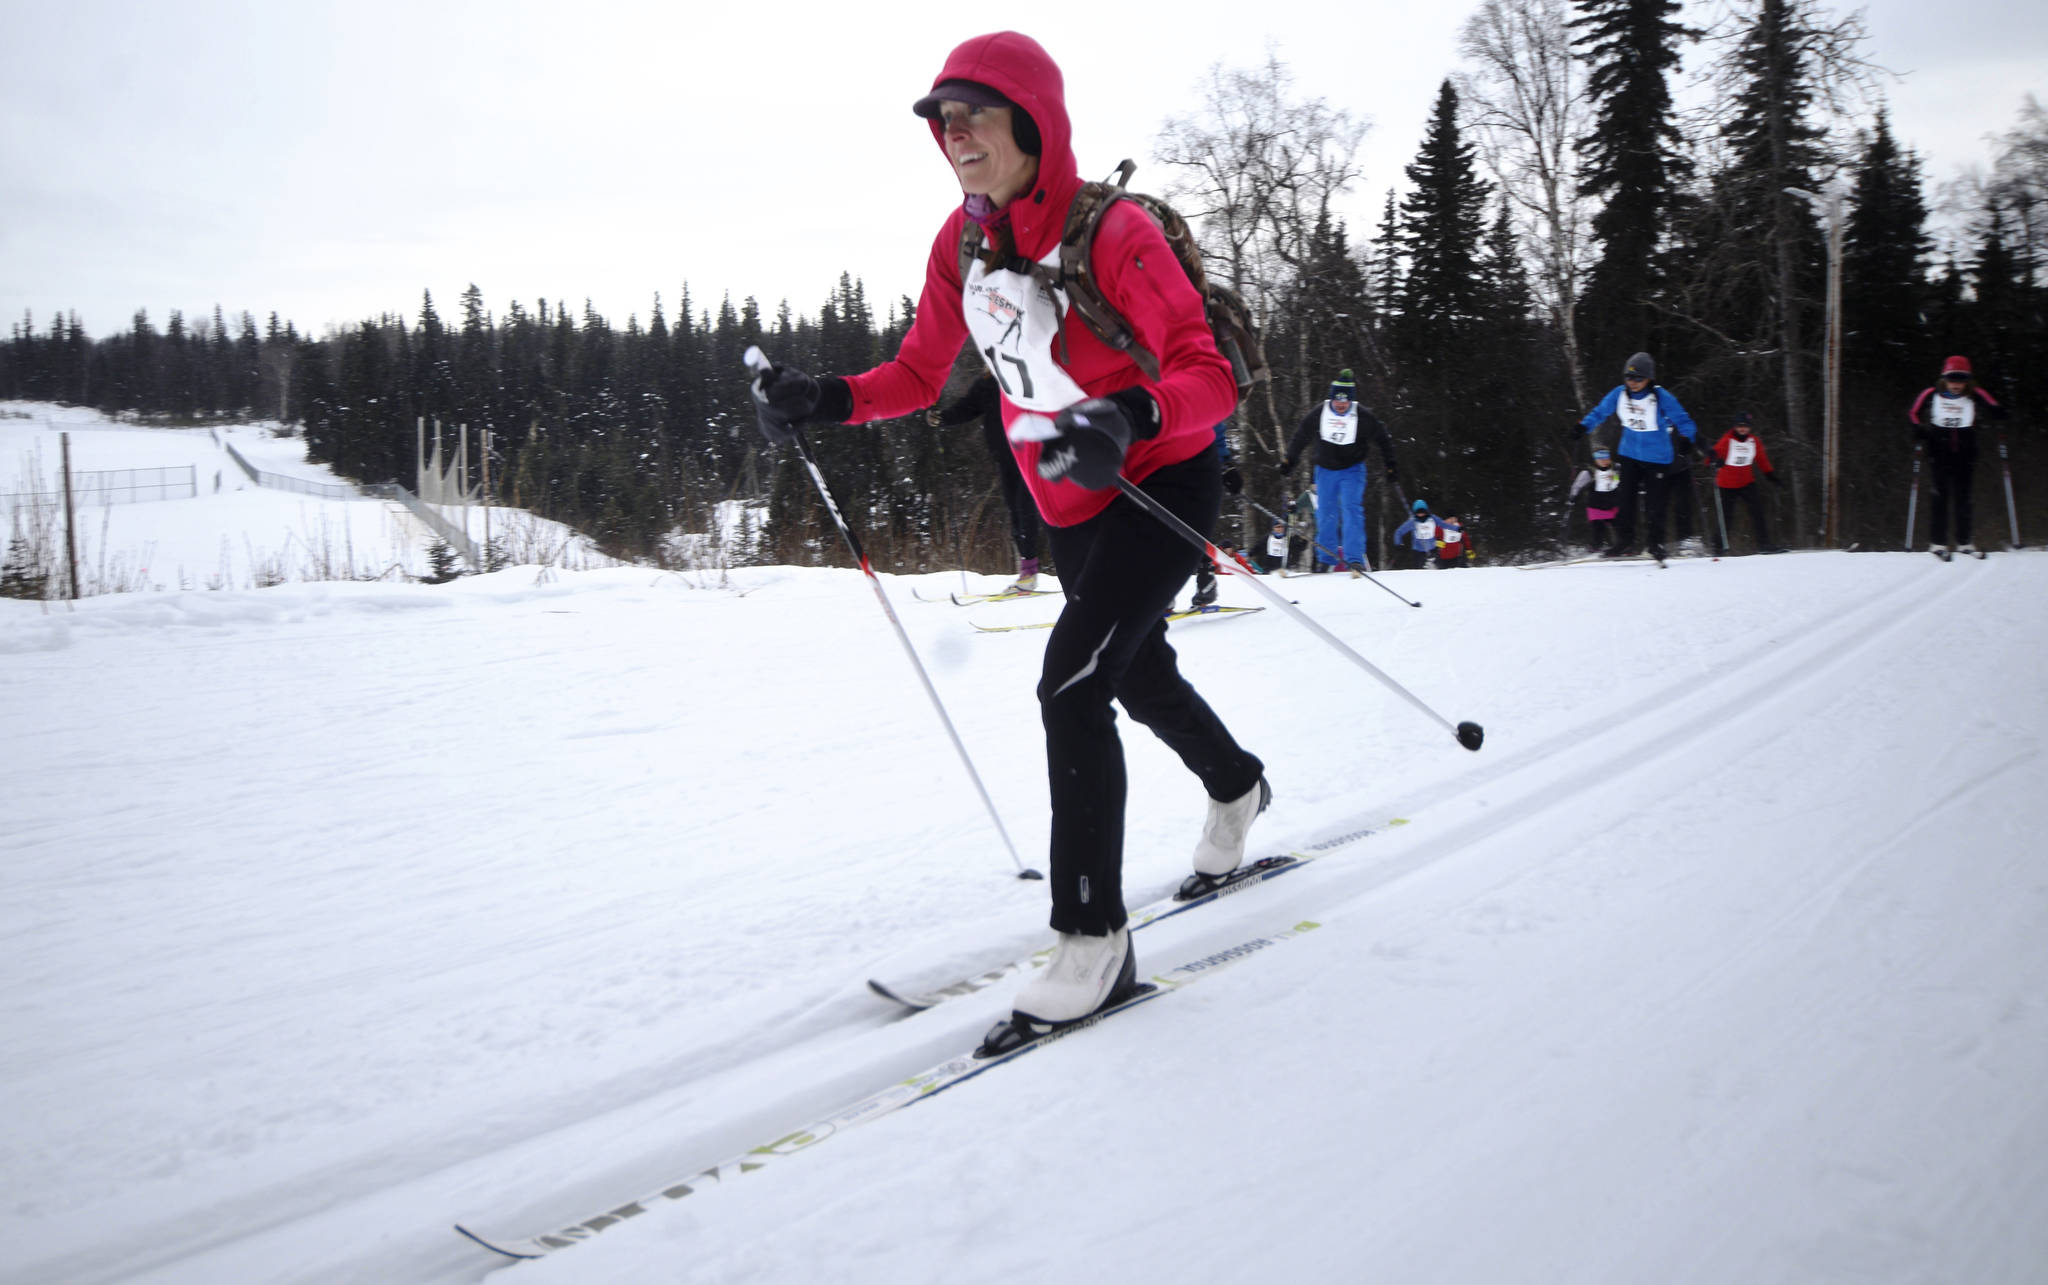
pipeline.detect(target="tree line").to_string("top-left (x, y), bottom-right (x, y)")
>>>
top-left (5, 0), bottom-right (2043, 567)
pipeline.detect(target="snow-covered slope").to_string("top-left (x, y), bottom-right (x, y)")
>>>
top-left (3, 414), bottom-right (2043, 1284)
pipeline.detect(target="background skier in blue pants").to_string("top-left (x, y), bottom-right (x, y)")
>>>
top-left (1575, 352), bottom-right (1698, 560)
top-left (1282, 369), bottom-right (1399, 572)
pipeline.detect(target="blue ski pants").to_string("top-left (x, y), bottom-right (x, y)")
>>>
top-left (1315, 463), bottom-right (1367, 566)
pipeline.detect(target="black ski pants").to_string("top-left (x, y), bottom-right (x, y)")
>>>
top-left (1038, 447), bottom-right (1265, 936)
top-left (981, 413), bottom-right (1043, 565)
top-left (1615, 456), bottom-right (1672, 552)
top-left (1713, 483), bottom-right (1771, 552)
top-left (1926, 437), bottom-right (1979, 546)
top-left (1665, 464), bottom-right (1696, 542)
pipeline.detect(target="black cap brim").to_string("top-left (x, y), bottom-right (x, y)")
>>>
top-left (913, 80), bottom-right (1011, 119)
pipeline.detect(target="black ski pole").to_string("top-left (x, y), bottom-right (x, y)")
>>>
top-left (1998, 430), bottom-right (2021, 550)
top-left (1114, 475), bottom-right (1481, 751)
top-left (745, 348), bottom-right (1041, 880)
top-left (1903, 440), bottom-right (1923, 552)
top-left (1243, 495), bottom-right (1421, 608)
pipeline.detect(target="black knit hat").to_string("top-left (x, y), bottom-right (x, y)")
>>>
top-left (912, 80), bottom-right (1041, 156)
top-left (1623, 352), bottom-right (1656, 381)
top-left (1329, 369), bottom-right (1356, 402)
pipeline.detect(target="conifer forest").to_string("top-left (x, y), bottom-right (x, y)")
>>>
top-left (6, 0), bottom-right (2044, 568)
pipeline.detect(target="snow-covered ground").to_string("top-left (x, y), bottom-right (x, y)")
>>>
top-left (3, 406), bottom-right (2045, 1285)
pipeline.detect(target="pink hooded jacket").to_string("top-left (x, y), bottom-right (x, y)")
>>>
top-left (839, 32), bottom-right (1238, 526)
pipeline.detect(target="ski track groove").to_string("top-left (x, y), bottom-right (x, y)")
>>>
top-left (443, 557), bottom-right (1992, 1256)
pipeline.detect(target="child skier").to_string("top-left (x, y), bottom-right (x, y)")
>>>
top-left (1435, 515), bottom-right (1472, 567)
top-left (1706, 411), bottom-right (1782, 554)
top-left (1392, 499), bottom-right (1440, 570)
top-left (1259, 518), bottom-right (1290, 573)
top-left (1567, 446), bottom-right (1622, 552)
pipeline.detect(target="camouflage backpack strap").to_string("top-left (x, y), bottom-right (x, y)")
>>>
top-left (1057, 166), bottom-right (1162, 381)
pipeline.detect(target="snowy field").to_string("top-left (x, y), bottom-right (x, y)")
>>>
top-left (1, 402), bottom-right (607, 589)
top-left (3, 408), bottom-right (2046, 1284)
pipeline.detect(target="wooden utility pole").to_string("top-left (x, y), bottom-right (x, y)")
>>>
top-left (60, 431), bottom-right (79, 599)
top-left (1789, 181), bottom-right (1847, 548)
top-left (481, 428), bottom-right (493, 569)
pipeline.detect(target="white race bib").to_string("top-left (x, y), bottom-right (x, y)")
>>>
top-left (1266, 533), bottom-right (1288, 558)
top-left (1593, 466), bottom-right (1620, 493)
top-left (1413, 518), bottom-right (1437, 542)
top-left (1320, 403), bottom-right (1357, 446)
top-left (1618, 391), bottom-right (1658, 435)
top-left (962, 243), bottom-right (1088, 413)
top-left (1726, 438), bottom-right (1757, 467)
top-left (1931, 394), bottom-right (1976, 429)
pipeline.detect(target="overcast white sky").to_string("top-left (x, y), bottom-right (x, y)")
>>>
top-left (3, 0), bottom-right (2041, 340)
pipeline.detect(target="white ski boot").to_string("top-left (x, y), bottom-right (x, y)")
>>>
top-left (1182, 777), bottom-right (1272, 897)
top-left (1959, 543), bottom-right (1984, 560)
top-left (1012, 927), bottom-right (1135, 1026)
top-left (1930, 544), bottom-right (1952, 562)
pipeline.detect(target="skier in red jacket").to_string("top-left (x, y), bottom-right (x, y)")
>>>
top-left (1705, 411), bottom-right (1784, 554)
top-left (749, 32), bottom-right (1266, 1041)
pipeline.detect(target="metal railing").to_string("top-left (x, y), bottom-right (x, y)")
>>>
top-left (363, 483), bottom-right (481, 567)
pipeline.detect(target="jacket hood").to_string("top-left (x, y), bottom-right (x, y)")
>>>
top-left (920, 32), bottom-right (1079, 249)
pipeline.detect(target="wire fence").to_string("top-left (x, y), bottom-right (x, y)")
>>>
top-left (221, 441), bottom-right (358, 500)
top-left (2, 465), bottom-right (197, 515)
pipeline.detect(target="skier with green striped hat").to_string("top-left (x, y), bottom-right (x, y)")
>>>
top-left (1281, 369), bottom-right (1400, 572)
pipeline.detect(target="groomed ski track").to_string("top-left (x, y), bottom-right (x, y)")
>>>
top-left (11, 553), bottom-right (2045, 1285)
top-left (455, 554), bottom-right (2027, 1272)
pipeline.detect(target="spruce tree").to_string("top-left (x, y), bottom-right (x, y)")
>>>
top-left (1842, 108), bottom-right (1930, 384)
top-left (1394, 80), bottom-right (1493, 367)
top-left (1569, 0), bottom-right (1693, 370)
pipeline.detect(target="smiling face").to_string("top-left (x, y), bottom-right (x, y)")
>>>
top-left (938, 99), bottom-right (1039, 206)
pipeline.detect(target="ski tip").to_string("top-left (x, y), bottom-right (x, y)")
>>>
top-left (867, 978), bottom-right (936, 1010)
top-left (455, 1224), bottom-right (544, 1260)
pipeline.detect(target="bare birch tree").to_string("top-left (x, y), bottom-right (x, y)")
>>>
top-left (1455, 0), bottom-right (1593, 407)
top-left (1152, 51), bottom-right (1370, 450)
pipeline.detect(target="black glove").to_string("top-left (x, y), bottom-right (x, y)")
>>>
top-left (1768, 472), bottom-right (1784, 486)
top-left (750, 363), bottom-right (851, 447)
top-left (1222, 465), bottom-right (1243, 495)
top-left (1281, 457), bottom-right (1297, 477)
top-left (1036, 389), bottom-right (1157, 489)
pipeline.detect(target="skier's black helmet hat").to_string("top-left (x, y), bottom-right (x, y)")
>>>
top-left (912, 80), bottom-right (1042, 156)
